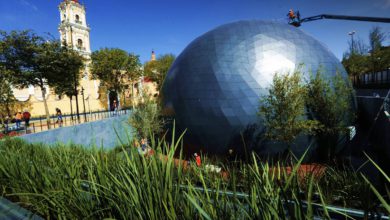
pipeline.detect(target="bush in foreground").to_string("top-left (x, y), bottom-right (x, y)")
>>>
top-left (0, 137), bottom-right (388, 219)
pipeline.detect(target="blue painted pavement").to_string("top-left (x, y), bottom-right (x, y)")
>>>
top-left (0, 197), bottom-right (43, 220)
top-left (19, 115), bottom-right (134, 149)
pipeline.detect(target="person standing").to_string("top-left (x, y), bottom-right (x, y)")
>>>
top-left (22, 110), bottom-right (31, 127)
top-left (112, 100), bottom-right (118, 116)
top-left (4, 115), bottom-right (10, 133)
top-left (194, 153), bottom-right (201, 167)
top-left (15, 112), bottom-right (23, 129)
top-left (141, 138), bottom-right (148, 151)
top-left (288, 9), bottom-right (295, 20)
top-left (56, 108), bottom-right (63, 127)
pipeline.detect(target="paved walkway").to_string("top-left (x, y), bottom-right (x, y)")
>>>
top-left (20, 114), bottom-right (134, 150)
top-left (0, 197), bottom-right (43, 220)
top-left (1, 110), bottom-right (130, 138)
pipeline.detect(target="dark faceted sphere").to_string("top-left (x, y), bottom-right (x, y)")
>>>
top-left (163, 20), bottom-right (348, 155)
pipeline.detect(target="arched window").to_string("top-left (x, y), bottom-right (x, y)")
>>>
top-left (75, 14), bottom-right (81, 24)
top-left (77, 39), bottom-right (83, 49)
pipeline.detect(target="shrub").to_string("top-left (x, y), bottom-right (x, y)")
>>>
top-left (259, 70), bottom-right (319, 146)
top-left (128, 89), bottom-right (163, 139)
top-left (306, 70), bottom-right (355, 161)
top-left (0, 137), bottom-right (387, 219)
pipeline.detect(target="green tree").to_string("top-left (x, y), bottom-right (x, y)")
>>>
top-left (144, 54), bottom-right (175, 90)
top-left (1, 30), bottom-right (82, 128)
top-left (380, 47), bottom-right (390, 70)
top-left (0, 35), bottom-right (15, 123)
top-left (342, 37), bottom-right (370, 76)
top-left (48, 43), bottom-right (84, 120)
top-left (0, 69), bottom-right (16, 130)
top-left (369, 26), bottom-right (385, 52)
top-left (0, 36), bottom-right (31, 130)
top-left (91, 48), bottom-right (142, 108)
top-left (369, 27), bottom-right (389, 73)
top-left (342, 26), bottom-right (389, 76)
top-left (306, 71), bottom-right (355, 161)
top-left (342, 53), bottom-right (370, 76)
top-left (1, 31), bottom-right (50, 127)
top-left (259, 70), bottom-right (318, 146)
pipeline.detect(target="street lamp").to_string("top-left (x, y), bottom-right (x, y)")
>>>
top-left (348, 30), bottom-right (356, 53)
top-left (81, 87), bottom-right (87, 122)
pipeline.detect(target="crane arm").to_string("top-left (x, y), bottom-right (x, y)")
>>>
top-left (300, 14), bottom-right (390, 23)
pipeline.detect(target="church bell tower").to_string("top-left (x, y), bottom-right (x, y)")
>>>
top-left (57, 0), bottom-right (101, 106)
top-left (58, 0), bottom-right (91, 58)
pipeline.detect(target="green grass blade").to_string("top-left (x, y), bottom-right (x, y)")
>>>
top-left (184, 192), bottom-right (211, 220)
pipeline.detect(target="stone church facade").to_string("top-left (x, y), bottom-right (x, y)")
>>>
top-left (13, 0), bottom-right (103, 116)
top-left (13, 0), bottom-right (158, 116)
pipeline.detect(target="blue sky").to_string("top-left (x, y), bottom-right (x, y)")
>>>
top-left (1, 0), bottom-right (390, 63)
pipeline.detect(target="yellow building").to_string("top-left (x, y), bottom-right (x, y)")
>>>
top-left (13, 0), bottom-right (104, 116)
top-left (12, 0), bottom-right (158, 116)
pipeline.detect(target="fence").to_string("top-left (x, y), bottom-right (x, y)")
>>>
top-left (1, 109), bottom-right (131, 137)
top-left (352, 69), bottom-right (390, 89)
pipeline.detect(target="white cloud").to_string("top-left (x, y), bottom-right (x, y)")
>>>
top-left (19, 0), bottom-right (38, 11)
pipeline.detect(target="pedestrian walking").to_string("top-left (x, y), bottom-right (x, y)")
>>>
top-left (4, 115), bottom-right (10, 133)
top-left (23, 110), bottom-right (31, 127)
top-left (56, 108), bottom-right (63, 127)
top-left (112, 100), bottom-right (118, 116)
top-left (15, 112), bottom-right (23, 129)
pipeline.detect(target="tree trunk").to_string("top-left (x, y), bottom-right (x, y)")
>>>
top-left (74, 85), bottom-right (80, 123)
top-left (73, 71), bottom-right (80, 123)
top-left (0, 115), bottom-right (4, 133)
top-left (122, 91), bottom-right (126, 107)
top-left (5, 101), bottom-right (11, 117)
top-left (41, 86), bottom-right (51, 129)
top-left (69, 96), bottom-right (73, 121)
top-left (131, 82), bottom-right (134, 109)
top-left (75, 91), bottom-right (80, 123)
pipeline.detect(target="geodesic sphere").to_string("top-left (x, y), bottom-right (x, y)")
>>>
top-left (163, 20), bottom-right (347, 154)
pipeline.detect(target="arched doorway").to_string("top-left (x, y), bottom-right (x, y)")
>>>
top-left (108, 91), bottom-right (118, 111)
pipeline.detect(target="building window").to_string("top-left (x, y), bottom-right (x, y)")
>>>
top-left (77, 39), bottom-right (84, 50)
top-left (75, 14), bottom-right (81, 24)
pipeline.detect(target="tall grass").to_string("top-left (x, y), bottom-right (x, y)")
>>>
top-left (0, 135), bottom-right (387, 219)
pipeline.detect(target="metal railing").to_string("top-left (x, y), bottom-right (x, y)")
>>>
top-left (178, 185), bottom-right (389, 220)
top-left (0, 109), bottom-right (131, 138)
top-left (352, 69), bottom-right (390, 89)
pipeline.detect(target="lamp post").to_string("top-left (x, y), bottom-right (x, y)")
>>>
top-left (87, 95), bottom-right (90, 115)
top-left (348, 30), bottom-right (356, 54)
top-left (81, 87), bottom-right (87, 122)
